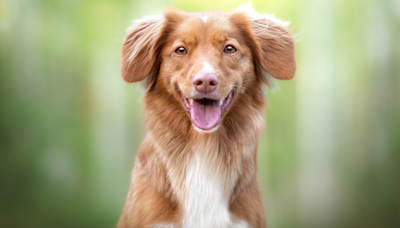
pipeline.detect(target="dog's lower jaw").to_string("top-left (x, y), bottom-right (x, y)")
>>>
top-left (192, 123), bottom-right (220, 133)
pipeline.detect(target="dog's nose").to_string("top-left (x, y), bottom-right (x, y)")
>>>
top-left (193, 72), bottom-right (219, 93)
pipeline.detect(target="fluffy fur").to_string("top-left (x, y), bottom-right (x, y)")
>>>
top-left (118, 4), bottom-right (295, 228)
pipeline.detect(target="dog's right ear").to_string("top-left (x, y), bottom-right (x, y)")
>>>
top-left (121, 16), bottom-right (166, 83)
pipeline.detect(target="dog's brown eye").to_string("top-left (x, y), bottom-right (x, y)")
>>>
top-left (175, 47), bottom-right (187, 55)
top-left (224, 45), bottom-right (236, 54)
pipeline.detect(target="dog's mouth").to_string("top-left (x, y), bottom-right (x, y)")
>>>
top-left (179, 91), bottom-right (235, 131)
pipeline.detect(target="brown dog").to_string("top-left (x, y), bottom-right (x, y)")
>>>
top-left (117, 4), bottom-right (295, 228)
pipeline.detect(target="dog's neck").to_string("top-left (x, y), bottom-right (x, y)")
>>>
top-left (145, 126), bottom-right (260, 227)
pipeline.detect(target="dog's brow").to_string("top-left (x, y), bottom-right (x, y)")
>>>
top-left (200, 13), bottom-right (207, 23)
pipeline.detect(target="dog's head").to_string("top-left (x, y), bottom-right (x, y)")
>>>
top-left (121, 4), bottom-right (296, 133)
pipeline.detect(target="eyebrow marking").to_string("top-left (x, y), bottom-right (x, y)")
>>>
top-left (200, 13), bottom-right (207, 23)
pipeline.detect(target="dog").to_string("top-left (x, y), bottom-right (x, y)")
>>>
top-left (117, 3), bottom-right (296, 228)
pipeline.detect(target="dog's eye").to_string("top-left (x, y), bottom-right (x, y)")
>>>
top-left (175, 47), bottom-right (187, 55)
top-left (224, 45), bottom-right (236, 54)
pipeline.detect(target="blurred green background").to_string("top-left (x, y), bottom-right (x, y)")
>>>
top-left (1, 0), bottom-right (399, 227)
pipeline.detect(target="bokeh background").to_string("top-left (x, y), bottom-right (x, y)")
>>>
top-left (1, 0), bottom-right (399, 227)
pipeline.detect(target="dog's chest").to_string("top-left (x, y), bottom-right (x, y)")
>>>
top-left (182, 156), bottom-right (248, 228)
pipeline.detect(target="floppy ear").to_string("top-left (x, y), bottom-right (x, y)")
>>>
top-left (233, 4), bottom-right (296, 80)
top-left (121, 16), bottom-right (165, 83)
top-left (252, 15), bottom-right (296, 80)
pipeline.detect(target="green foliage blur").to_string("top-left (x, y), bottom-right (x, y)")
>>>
top-left (0, 0), bottom-right (399, 227)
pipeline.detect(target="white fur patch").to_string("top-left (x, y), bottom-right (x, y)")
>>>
top-left (183, 156), bottom-right (249, 228)
top-left (184, 156), bottom-right (230, 227)
top-left (200, 13), bottom-right (208, 23)
top-left (202, 61), bottom-right (214, 73)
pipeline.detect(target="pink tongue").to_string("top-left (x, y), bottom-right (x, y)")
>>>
top-left (190, 99), bottom-right (221, 130)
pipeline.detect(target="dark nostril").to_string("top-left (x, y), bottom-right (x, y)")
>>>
top-left (194, 79), bottom-right (203, 86)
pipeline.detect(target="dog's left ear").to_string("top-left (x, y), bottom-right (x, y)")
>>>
top-left (232, 4), bottom-right (296, 80)
top-left (252, 15), bottom-right (296, 80)
top-left (121, 16), bottom-right (165, 83)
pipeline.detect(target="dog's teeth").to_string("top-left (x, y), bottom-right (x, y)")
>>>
top-left (189, 99), bottom-right (193, 105)
top-left (220, 99), bottom-right (223, 105)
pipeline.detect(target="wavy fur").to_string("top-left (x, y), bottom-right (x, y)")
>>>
top-left (118, 4), bottom-right (295, 228)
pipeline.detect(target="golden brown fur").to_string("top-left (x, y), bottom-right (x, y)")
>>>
top-left (118, 4), bottom-right (295, 228)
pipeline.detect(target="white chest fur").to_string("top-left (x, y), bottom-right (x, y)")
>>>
top-left (183, 156), bottom-right (248, 228)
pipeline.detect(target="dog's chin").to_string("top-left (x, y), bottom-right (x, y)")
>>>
top-left (179, 91), bottom-right (235, 133)
top-left (192, 123), bottom-right (220, 133)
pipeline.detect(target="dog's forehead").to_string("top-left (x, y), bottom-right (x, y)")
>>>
top-left (188, 12), bottom-right (223, 22)
top-left (172, 13), bottom-right (237, 42)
